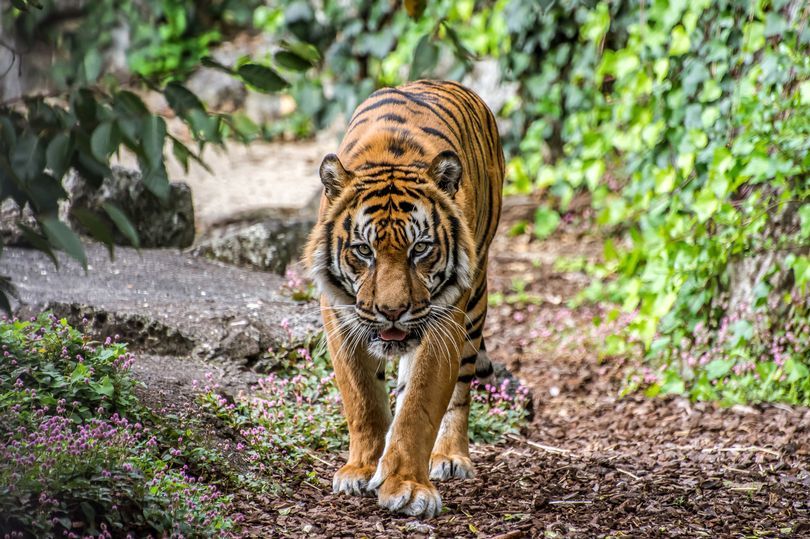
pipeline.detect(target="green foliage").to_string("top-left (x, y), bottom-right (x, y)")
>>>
top-left (253, 0), bottom-right (494, 131)
top-left (503, 0), bottom-right (810, 403)
top-left (0, 0), bottom-right (292, 310)
top-left (469, 378), bottom-right (532, 443)
top-left (0, 313), bottom-right (238, 536)
top-left (199, 333), bottom-right (347, 478)
top-left (199, 327), bottom-right (531, 476)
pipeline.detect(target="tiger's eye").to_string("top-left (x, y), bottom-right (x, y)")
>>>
top-left (413, 242), bottom-right (430, 254)
top-left (355, 244), bottom-right (372, 257)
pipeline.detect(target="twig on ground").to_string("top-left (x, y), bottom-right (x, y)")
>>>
top-left (709, 446), bottom-right (781, 457)
top-left (306, 452), bottom-right (334, 467)
top-left (616, 468), bottom-right (642, 481)
top-left (506, 434), bottom-right (572, 455)
top-left (548, 500), bottom-right (593, 505)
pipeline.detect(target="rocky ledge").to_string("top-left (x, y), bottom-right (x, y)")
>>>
top-left (1, 244), bottom-right (319, 365)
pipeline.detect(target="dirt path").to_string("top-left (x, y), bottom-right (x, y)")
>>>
top-left (62, 194), bottom-right (808, 537)
top-left (214, 199), bottom-right (807, 538)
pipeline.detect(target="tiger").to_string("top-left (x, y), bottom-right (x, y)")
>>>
top-left (305, 79), bottom-right (504, 518)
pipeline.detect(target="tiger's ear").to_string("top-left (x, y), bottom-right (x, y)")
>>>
top-left (319, 153), bottom-right (351, 200)
top-left (428, 150), bottom-right (462, 196)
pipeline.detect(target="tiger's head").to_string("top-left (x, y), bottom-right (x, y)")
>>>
top-left (306, 151), bottom-right (476, 359)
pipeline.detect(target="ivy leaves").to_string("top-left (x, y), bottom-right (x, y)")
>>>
top-left (503, 0), bottom-right (810, 402)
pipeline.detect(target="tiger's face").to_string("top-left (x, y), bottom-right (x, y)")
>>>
top-left (307, 152), bottom-right (476, 359)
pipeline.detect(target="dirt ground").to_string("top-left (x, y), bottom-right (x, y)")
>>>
top-left (114, 196), bottom-right (810, 538)
top-left (206, 199), bottom-right (806, 538)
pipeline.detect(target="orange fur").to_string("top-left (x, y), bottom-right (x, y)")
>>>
top-left (305, 80), bottom-right (504, 517)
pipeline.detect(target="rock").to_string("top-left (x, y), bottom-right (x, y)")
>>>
top-left (193, 217), bottom-right (314, 274)
top-left (1, 243), bottom-right (320, 364)
top-left (64, 166), bottom-right (195, 248)
top-left (0, 199), bottom-right (38, 246)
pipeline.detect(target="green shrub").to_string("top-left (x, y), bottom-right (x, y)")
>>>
top-left (504, 0), bottom-right (810, 403)
top-left (0, 313), bottom-right (238, 536)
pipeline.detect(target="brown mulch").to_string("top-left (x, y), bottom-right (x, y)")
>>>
top-left (9, 193), bottom-right (806, 535)
top-left (227, 200), bottom-right (810, 538)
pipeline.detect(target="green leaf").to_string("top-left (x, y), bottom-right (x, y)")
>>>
top-left (274, 51), bottom-right (312, 71)
top-left (783, 358), bottom-right (809, 384)
top-left (237, 64), bottom-right (289, 92)
top-left (40, 216), bottom-right (87, 269)
top-left (141, 163), bottom-right (170, 201)
top-left (763, 12), bottom-right (787, 38)
top-left (90, 121), bottom-right (114, 162)
top-left (581, 2), bottom-right (610, 43)
top-left (141, 115), bottom-right (166, 169)
top-left (200, 56), bottom-right (234, 73)
top-left (11, 132), bottom-right (44, 183)
top-left (660, 372), bottom-right (686, 395)
top-left (26, 172), bottom-right (66, 213)
top-left (102, 202), bottom-right (140, 248)
top-left (731, 319), bottom-right (753, 346)
top-left (95, 375), bottom-right (115, 397)
top-left (410, 34), bottom-right (439, 80)
top-left (18, 223), bottom-right (59, 267)
top-left (280, 40), bottom-right (321, 63)
top-left (114, 90), bottom-right (149, 116)
top-left (797, 204), bottom-right (810, 239)
top-left (72, 88), bottom-right (98, 126)
top-left (669, 25), bottom-right (690, 56)
top-left (46, 132), bottom-right (73, 181)
top-left (164, 82), bottom-right (205, 117)
top-left (72, 208), bottom-right (115, 256)
top-left (172, 138), bottom-right (191, 173)
top-left (693, 188), bottom-right (719, 222)
top-left (187, 109), bottom-right (221, 142)
top-left (533, 207), bottom-right (560, 239)
top-left (704, 359), bottom-right (733, 380)
top-left (82, 49), bottom-right (103, 82)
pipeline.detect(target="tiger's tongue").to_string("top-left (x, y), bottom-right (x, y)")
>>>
top-left (380, 328), bottom-right (408, 342)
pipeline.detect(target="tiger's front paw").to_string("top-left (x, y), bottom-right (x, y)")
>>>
top-left (369, 473), bottom-right (442, 518)
top-left (333, 463), bottom-right (376, 496)
top-left (429, 453), bottom-right (475, 481)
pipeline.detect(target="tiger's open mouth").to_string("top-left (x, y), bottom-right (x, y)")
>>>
top-left (369, 325), bottom-right (421, 357)
top-left (379, 327), bottom-right (408, 341)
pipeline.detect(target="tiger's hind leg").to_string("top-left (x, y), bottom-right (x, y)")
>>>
top-left (430, 284), bottom-right (492, 481)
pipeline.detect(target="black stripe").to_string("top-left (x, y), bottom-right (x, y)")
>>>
top-left (376, 371), bottom-right (385, 381)
top-left (461, 354), bottom-right (477, 366)
top-left (344, 118), bottom-right (368, 136)
top-left (352, 97), bottom-right (407, 121)
top-left (420, 126), bottom-right (455, 148)
top-left (465, 310), bottom-right (485, 331)
top-left (343, 138), bottom-right (358, 155)
top-left (380, 113), bottom-right (406, 123)
top-left (457, 374), bottom-right (474, 384)
top-left (388, 143), bottom-right (405, 157)
top-left (390, 89), bottom-right (462, 149)
top-left (467, 325), bottom-right (483, 341)
top-left (466, 284), bottom-right (487, 312)
top-left (324, 222), bottom-right (350, 296)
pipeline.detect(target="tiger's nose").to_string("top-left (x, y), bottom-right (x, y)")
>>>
top-left (377, 304), bottom-right (409, 321)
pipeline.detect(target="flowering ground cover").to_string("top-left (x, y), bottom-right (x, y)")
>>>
top-left (0, 314), bottom-right (239, 537)
top-left (0, 311), bottom-right (532, 537)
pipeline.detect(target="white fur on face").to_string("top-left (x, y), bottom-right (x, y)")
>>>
top-left (311, 198), bottom-right (473, 359)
